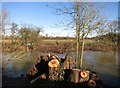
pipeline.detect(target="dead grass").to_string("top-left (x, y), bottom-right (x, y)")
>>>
top-left (42, 39), bottom-right (95, 45)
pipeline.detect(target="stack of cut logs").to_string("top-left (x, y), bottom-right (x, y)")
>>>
top-left (26, 53), bottom-right (75, 81)
top-left (26, 53), bottom-right (102, 88)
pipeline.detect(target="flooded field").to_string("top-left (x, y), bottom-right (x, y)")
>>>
top-left (1, 51), bottom-right (119, 87)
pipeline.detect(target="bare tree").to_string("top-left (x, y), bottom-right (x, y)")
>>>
top-left (11, 22), bottom-right (18, 36)
top-left (1, 9), bottom-right (9, 36)
top-left (107, 20), bottom-right (118, 43)
top-left (10, 22), bottom-right (19, 52)
top-left (77, 3), bottom-right (106, 68)
top-left (50, 2), bottom-right (106, 69)
top-left (18, 25), bottom-right (42, 52)
top-left (1, 9), bottom-right (10, 51)
top-left (95, 20), bottom-right (119, 44)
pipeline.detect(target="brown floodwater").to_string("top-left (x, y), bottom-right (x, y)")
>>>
top-left (1, 51), bottom-right (119, 87)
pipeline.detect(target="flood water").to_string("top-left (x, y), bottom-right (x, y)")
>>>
top-left (1, 51), bottom-right (119, 87)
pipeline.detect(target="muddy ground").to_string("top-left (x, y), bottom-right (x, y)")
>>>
top-left (2, 75), bottom-right (119, 88)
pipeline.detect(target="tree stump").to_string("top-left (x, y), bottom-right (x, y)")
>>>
top-left (64, 69), bottom-right (80, 83)
top-left (64, 69), bottom-right (90, 83)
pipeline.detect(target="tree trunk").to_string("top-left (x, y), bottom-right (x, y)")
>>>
top-left (80, 37), bottom-right (84, 68)
top-left (79, 3), bottom-right (88, 68)
top-left (76, 2), bottom-right (80, 69)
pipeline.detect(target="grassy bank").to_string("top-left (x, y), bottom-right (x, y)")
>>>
top-left (2, 38), bottom-right (118, 54)
top-left (42, 38), bottom-right (94, 45)
top-left (40, 38), bottom-right (117, 52)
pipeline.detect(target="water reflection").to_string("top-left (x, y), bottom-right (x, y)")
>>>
top-left (2, 58), bottom-right (35, 77)
top-left (83, 51), bottom-right (119, 87)
top-left (2, 51), bottom-right (119, 87)
top-left (12, 61), bottom-right (33, 77)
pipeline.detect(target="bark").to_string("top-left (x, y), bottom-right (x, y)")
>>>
top-left (49, 67), bottom-right (59, 81)
top-left (80, 3), bottom-right (88, 68)
top-left (64, 69), bottom-right (80, 83)
top-left (80, 37), bottom-right (84, 68)
top-left (76, 2), bottom-right (80, 69)
top-left (63, 55), bottom-right (75, 69)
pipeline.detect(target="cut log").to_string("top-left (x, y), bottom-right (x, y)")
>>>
top-left (64, 69), bottom-right (90, 83)
top-left (48, 58), bottom-right (59, 68)
top-left (88, 79), bottom-right (96, 88)
top-left (64, 69), bottom-right (80, 83)
top-left (47, 53), bottom-right (60, 81)
top-left (63, 55), bottom-right (75, 69)
top-left (49, 67), bottom-right (59, 81)
top-left (79, 70), bottom-right (90, 83)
